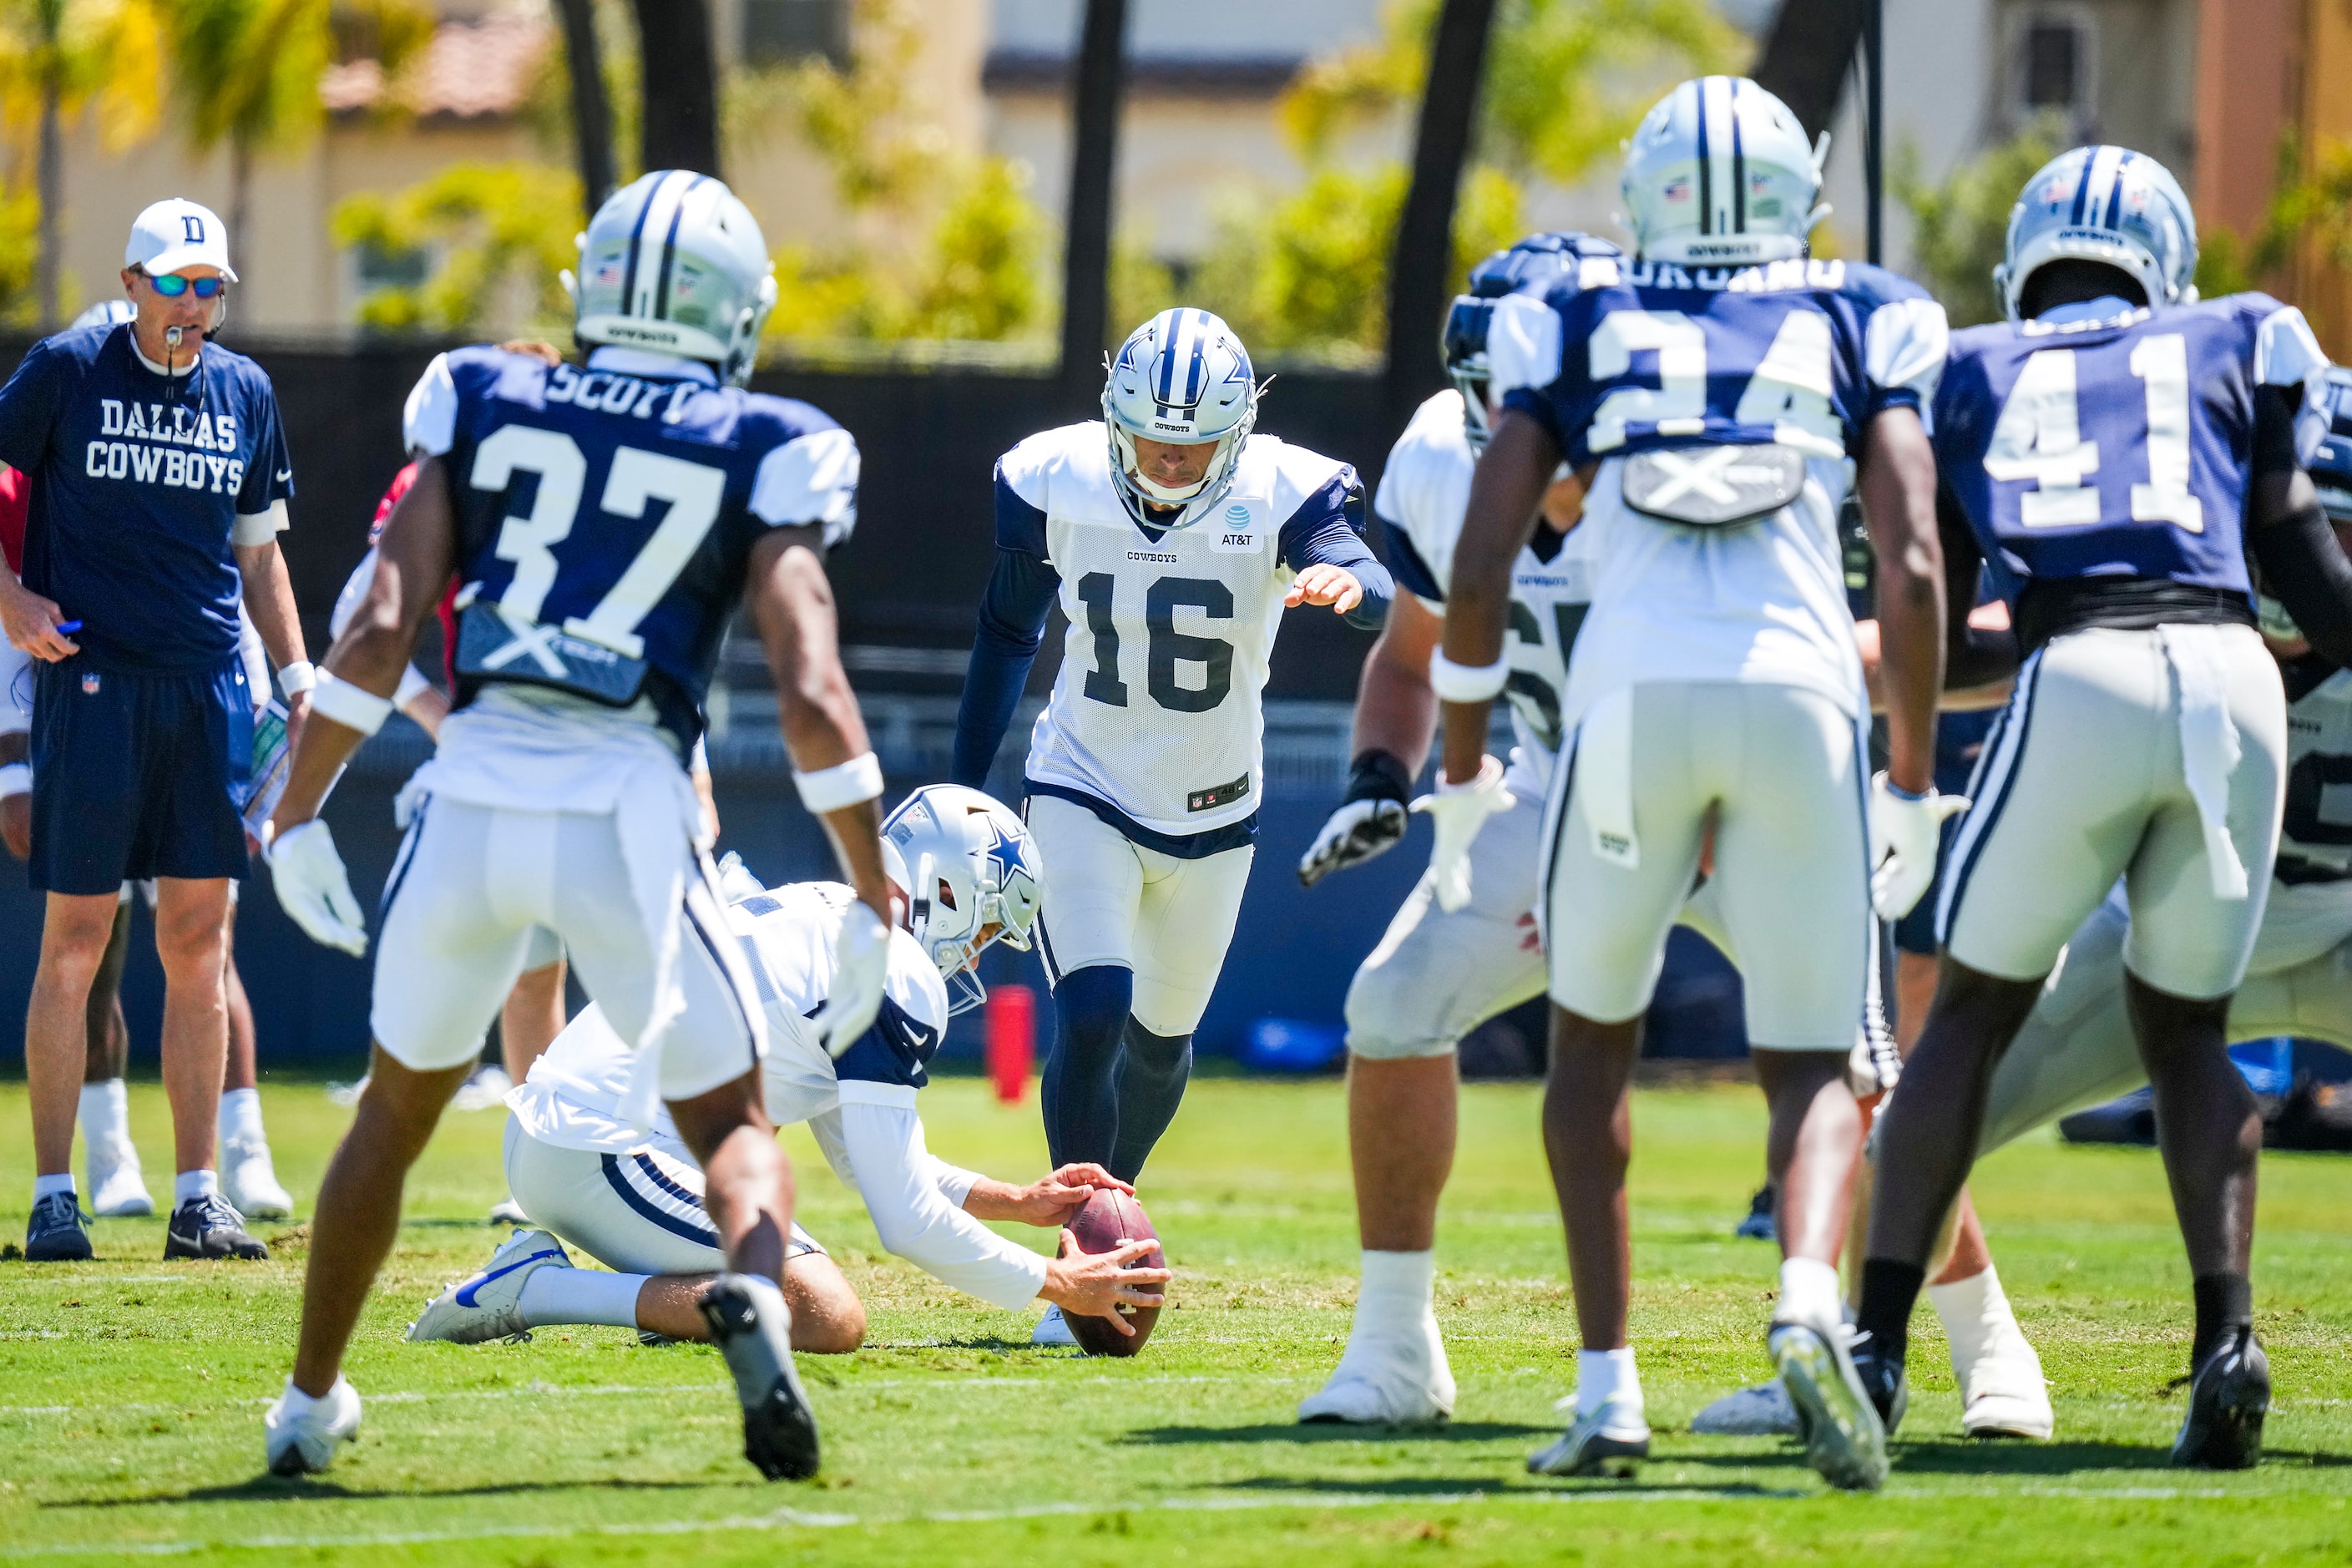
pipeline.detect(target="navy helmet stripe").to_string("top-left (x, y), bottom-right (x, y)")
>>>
top-left (1729, 78), bottom-right (1748, 233)
top-left (618, 175), bottom-right (664, 318)
top-left (652, 175), bottom-right (705, 321)
top-left (2102, 150), bottom-right (2134, 230)
top-left (1183, 309), bottom-right (1206, 404)
top-left (1156, 312), bottom-right (1181, 403)
top-left (1695, 79), bottom-right (1713, 235)
top-left (2067, 146), bottom-right (2097, 225)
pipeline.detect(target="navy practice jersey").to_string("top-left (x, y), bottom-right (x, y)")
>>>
top-left (0, 322), bottom-right (292, 671)
top-left (402, 345), bottom-right (859, 741)
top-left (1494, 255), bottom-right (1948, 468)
top-left (1933, 293), bottom-right (2329, 602)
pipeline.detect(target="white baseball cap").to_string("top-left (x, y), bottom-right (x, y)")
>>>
top-left (125, 199), bottom-right (236, 281)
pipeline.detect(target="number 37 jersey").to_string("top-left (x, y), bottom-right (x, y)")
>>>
top-left (1932, 293), bottom-right (2329, 600)
top-left (402, 344), bottom-right (861, 746)
top-left (999, 422), bottom-right (1361, 837)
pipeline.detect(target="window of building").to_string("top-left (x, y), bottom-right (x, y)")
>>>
top-left (743, 0), bottom-right (852, 71)
top-left (2010, 8), bottom-right (2094, 124)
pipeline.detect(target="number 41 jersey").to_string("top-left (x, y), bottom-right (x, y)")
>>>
top-left (999, 422), bottom-right (1361, 838)
top-left (403, 344), bottom-right (860, 749)
top-left (1932, 293), bottom-right (2329, 602)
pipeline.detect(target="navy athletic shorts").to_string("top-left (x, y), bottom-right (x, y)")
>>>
top-left (28, 655), bottom-right (255, 894)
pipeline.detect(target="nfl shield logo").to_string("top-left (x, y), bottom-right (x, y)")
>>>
top-left (81, 672), bottom-right (99, 695)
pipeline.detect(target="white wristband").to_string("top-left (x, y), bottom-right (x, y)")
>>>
top-left (793, 751), bottom-right (884, 813)
top-left (277, 660), bottom-right (316, 696)
top-left (0, 761), bottom-right (28, 797)
top-left (1429, 648), bottom-right (1510, 703)
top-left (309, 670), bottom-right (395, 736)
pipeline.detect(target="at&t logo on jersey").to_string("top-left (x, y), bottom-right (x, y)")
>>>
top-left (85, 399), bottom-right (245, 494)
top-left (1214, 502), bottom-right (1257, 552)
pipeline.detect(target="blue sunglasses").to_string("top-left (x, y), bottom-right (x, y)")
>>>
top-left (144, 273), bottom-right (226, 299)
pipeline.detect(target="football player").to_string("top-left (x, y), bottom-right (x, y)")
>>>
top-left (1854, 147), bottom-right (2346, 1476)
top-left (1298, 235), bottom-right (2050, 1442)
top-left (1433, 78), bottom-right (1978, 1488)
top-left (260, 172), bottom-right (892, 1484)
top-left (949, 308), bottom-right (1392, 1347)
top-left (406, 787), bottom-right (1167, 1350)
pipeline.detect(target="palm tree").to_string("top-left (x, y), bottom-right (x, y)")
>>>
top-left (163, 0), bottom-right (331, 268)
top-left (0, 0), bottom-right (162, 326)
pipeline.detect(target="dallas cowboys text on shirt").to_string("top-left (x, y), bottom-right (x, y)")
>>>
top-left (85, 399), bottom-right (246, 494)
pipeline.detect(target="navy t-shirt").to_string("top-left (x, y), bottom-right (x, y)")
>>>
top-left (0, 323), bottom-right (293, 671)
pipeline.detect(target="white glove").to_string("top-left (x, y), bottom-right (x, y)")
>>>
top-left (1297, 796), bottom-right (1409, 888)
top-left (713, 850), bottom-right (765, 904)
top-left (817, 899), bottom-right (890, 1057)
top-left (1869, 771), bottom-right (1970, 921)
top-left (1410, 755), bottom-right (1515, 913)
top-left (266, 820), bottom-right (368, 957)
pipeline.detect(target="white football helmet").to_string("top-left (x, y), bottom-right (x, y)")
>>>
top-left (1103, 307), bottom-right (1260, 527)
top-left (1994, 145), bottom-right (2199, 323)
top-left (1621, 76), bottom-right (1828, 269)
top-left (881, 785), bottom-right (1042, 1017)
top-left (564, 169), bottom-right (777, 385)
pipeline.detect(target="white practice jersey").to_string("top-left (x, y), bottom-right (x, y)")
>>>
top-left (2279, 665), bottom-right (2352, 877)
top-left (1375, 388), bottom-right (1599, 791)
top-left (508, 879), bottom-right (950, 1155)
top-left (1487, 257), bottom-right (1950, 731)
top-left (1004, 422), bottom-right (1358, 837)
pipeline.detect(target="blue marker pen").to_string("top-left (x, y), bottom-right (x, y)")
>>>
top-left (55, 620), bottom-right (81, 634)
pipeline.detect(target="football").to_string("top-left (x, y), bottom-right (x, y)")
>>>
top-left (1061, 1187), bottom-right (1166, 1358)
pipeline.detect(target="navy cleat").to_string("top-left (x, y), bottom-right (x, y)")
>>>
top-left (2173, 1327), bottom-right (2269, 1469)
top-left (1735, 1184), bottom-right (1778, 1242)
top-left (1850, 1333), bottom-right (1909, 1436)
top-left (164, 1194), bottom-right (268, 1261)
top-left (24, 1191), bottom-right (93, 1262)
top-left (701, 1272), bottom-right (821, 1480)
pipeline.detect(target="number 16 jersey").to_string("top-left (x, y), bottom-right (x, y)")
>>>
top-left (998, 422), bottom-right (1360, 838)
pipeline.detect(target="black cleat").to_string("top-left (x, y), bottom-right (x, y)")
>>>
top-left (24, 1192), bottom-right (93, 1262)
top-left (1735, 1184), bottom-right (1778, 1242)
top-left (164, 1195), bottom-right (268, 1261)
top-left (701, 1273), bottom-right (820, 1480)
top-left (2173, 1327), bottom-right (2269, 1469)
top-left (1851, 1333), bottom-right (1909, 1437)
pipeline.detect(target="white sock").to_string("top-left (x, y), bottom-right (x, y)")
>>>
top-left (1928, 1264), bottom-right (2014, 1373)
top-left (518, 1267), bottom-right (648, 1330)
top-left (1778, 1257), bottom-right (1843, 1328)
top-left (1357, 1249), bottom-right (1436, 1333)
top-left (174, 1169), bottom-right (219, 1206)
top-left (33, 1173), bottom-right (76, 1202)
top-left (220, 1087), bottom-right (266, 1149)
top-left (1575, 1347), bottom-right (1641, 1417)
top-left (78, 1079), bottom-right (131, 1153)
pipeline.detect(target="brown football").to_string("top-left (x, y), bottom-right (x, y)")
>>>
top-left (1060, 1188), bottom-right (1166, 1358)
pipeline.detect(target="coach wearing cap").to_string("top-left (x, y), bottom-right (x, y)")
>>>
top-left (0, 199), bottom-right (311, 1264)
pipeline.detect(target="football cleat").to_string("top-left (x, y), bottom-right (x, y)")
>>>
top-left (1772, 1318), bottom-right (1889, 1491)
top-left (407, 1228), bottom-right (572, 1344)
top-left (701, 1273), bottom-right (821, 1480)
top-left (1851, 1333), bottom-right (1909, 1434)
top-left (86, 1140), bottom-right (154, 1218)
top-left (223, 1140), bottom-right (293, 1222)
top-left (1734, 1184), bottom-right (1777, 1242)
top-left (1957, 1323), bottom-right (2053, 1440)
top-left (164, 1194), bottom-right (266, 1261)
top-left (487, 1196), bottom-right (530, 1226)
top-left (1297, 1310), bottom-right (1456, 1425)
top-left (1690, 1379), bottom-right (1801, 1436)
top-left (2172, 1327), bottom-right (2269, 1470)
top-left (1031, 1303), bottom-right (1079, 1348)
top-left (264, 1374), bottom-right (362, 1476)
top-left (1527, 1399), bottom-right (1651, 1477)
top-left (24, 1191), bottom-right (93, 1262)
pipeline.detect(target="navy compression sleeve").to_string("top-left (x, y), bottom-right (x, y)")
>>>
top-left (1280, 514), bottom-right (1393, 630)
top-left (951, 547), bottom-right (1061, 789)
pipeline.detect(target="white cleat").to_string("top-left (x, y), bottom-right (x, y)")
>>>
top-left (1031, 1303), bottom-right (1079, 1348)
top-left (223, 1140), bottom-right (294, 1222)
top-left (405, 1229), bottom-right (572, 1344)
top-left (264, 1374), bottom-right (362, 1475)
top-left (1958, 1325), bottom-right (2054, 1439)
top-left (487, 1196), bottom-right (530, 1226)
top-left (1690, 1379), bottom-right (1801, 1436)
top-left (86, 1141), bottom-right (154, 1218)
top-left (1528, 1398), bottom-right (1651, 1476)
top-left (1298, 1312), bottom-right (1456, 1425)
top-left (1770, 1315), bottom-right (1887, 1491)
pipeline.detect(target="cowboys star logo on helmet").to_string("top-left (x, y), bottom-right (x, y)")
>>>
top-left (882, 785), bottom-right (1043, 1017)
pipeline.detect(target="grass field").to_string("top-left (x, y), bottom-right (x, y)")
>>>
top-left (1, 1074), bottom-right (2349, 1565)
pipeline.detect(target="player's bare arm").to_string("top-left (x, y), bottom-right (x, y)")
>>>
top-left (1437, 408), bottom-right (1555, 786)
top-left (1857, 407), bottom-right (1945, 796)
top-left (747, 524), bottom-right (891, 924)
top-left (2248, 466), bottom-right (2352, 668)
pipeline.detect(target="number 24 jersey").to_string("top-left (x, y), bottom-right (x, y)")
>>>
top-left (1931, 292), bottom-right (2329, 600)
top-left (997, 422), bottom-right (1359, 837)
